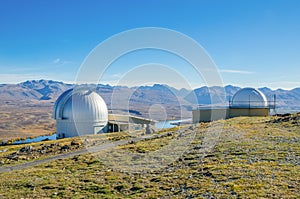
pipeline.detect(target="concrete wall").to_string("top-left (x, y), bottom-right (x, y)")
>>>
top-left (192, 108), bottom-right (269, 123)
top-left (192, 108), bottom-right (229, 123)
top-left (229, 108), bottom-right (269, 117)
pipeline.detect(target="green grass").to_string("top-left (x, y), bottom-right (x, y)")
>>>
top-left (0, 115), bottom-right (299, 198)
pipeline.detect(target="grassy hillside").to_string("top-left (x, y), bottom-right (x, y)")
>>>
top-left (0, 114), bottom-right (299, 198)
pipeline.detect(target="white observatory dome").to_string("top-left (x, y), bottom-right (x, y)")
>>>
top-left (231, 88), bottom-right (268, 108)
top-left (53, 88), bottom-right (108, 138)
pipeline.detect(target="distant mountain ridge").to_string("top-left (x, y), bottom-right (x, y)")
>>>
top-left (0, 80), bottom-right (73, 101)
top-left (1, 80), bottom-right (300, 114)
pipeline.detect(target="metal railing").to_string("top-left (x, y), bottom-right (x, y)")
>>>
top-left (195, 95), bottom-right (277, 111)
top-left (229, 100), bottom-right (275, 109)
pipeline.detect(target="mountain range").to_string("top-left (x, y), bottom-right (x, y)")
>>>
top-left (1, 80), bottom-right (299, 119)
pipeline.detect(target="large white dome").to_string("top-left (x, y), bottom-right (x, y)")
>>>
top-left (53, 88), bottom-right (108, 138)
top-left (231, 88), bottom-right (268, 108)
top-left (62, 90), bottom-right (108, 122)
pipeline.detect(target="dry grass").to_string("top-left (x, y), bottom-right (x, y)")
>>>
top-left (0, 102), bottom-right (55, 142)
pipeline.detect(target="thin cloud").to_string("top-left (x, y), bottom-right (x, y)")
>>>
top-left (53, 58), bottom-right (61, 64)
top-left (101, 73), bottom-right (123, 82)
top-left (219, 69), bottom-right (254, 74)
top-left (112, 73), bottom-right (122, 78)
top-left (52, 58), bottom-right (73, 66)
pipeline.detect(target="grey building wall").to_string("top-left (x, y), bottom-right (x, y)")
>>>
top-left (192, 107), bottom-right (269, 123)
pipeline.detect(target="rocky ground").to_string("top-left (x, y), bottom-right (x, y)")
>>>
top-left (0, 133), bottom-right (132, 167)
top-left (270, 112), bottom-right (300, 124)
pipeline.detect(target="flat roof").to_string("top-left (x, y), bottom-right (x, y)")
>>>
top-left (108, 114), bottom-right (156, 124)
top-left (196, 106), bottom-right (229, 110)
top-left (108, 121), bottom-right (130, 125)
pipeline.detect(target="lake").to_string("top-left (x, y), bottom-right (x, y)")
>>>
top-left (155, 119), bottom-right (192, 129)
top-left (13, 134), bottom-right (57, 144)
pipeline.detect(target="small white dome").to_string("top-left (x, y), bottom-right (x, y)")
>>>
top-left (231, 88), bottom-right (268, 108)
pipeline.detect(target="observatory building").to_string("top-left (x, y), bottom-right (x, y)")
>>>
top-left (193, 88), bottom-right (273, 123)
top-left (229, 87), bottom-right (269, 118)
top-left (53, 88), bottom-right (156, 138)
top-left (53, 88), bottom-right (108, 138)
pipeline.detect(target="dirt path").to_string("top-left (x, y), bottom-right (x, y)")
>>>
top-left (0, 127), bottom-right (192, 173)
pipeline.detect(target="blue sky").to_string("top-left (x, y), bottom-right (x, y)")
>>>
top-left (0, 0), bottom-right (299, 89)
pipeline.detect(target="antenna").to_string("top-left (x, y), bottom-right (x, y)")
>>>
top-left (274, 94), bottom-right (276, 110)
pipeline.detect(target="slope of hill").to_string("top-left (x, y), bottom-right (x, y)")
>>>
top-left (0, 115), bottom-right (299, 198)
